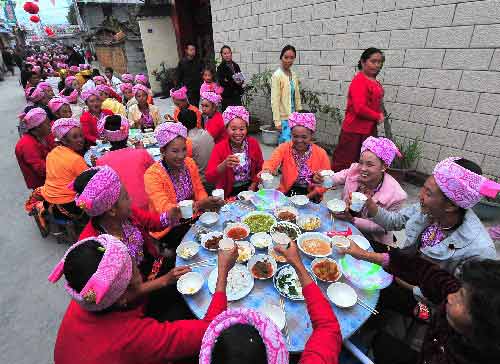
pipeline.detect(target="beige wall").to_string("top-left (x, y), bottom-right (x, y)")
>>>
top-left (138, 17), bottom-right (179, 94)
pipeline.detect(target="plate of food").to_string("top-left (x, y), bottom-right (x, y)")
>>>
top-left (268, 243), bottom-right (287, 263)
top-left (289, 194), bottom-right (309, 207)
top-left (200, 231), bottom-right (224, 251)
top-left (273, 264), bottom-right (316, 301)
top-left (236, 241), bottom-right (255, 263)
top-left (274, 206), bottom-right (298, 222)
top-left (311, 257), bottom-right (342, 282)
top-left (224, 222), bottom-right (250, 241)
top-left (242, 211), bottom-right (277, 233)
top-left (247, 254), bottom-right (277, 280)
top-left (250, 232), bottom-right (272, 249)
top-left (297, 232), bottom-right (333, 258)
top-left (269, 221), bottom-right (302, 242)
top-left (199, 211), bottom-right (219, 227)
top-left (176, 241), bottom-right (200, 260)
top-left (177, 272), bottom-right (204, 295)
top-left (208, 264), bottom-right (254, 301)
top-left (296, 214), bottom-right (321, 231)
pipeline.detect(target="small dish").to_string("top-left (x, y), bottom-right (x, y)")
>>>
top-left (327, 199), bottom-right (347, 214)
top-left (274, 206), bottom-right (299, 222)
top-left (348, 235), bottom-right (371, 250)
top-left (176, 241), bottom-right (200, 260)
top-left (311, 257), bottom-right (342, 282)
top-left (236, 241), bottom-right (255, 263)
top-left (247, 254), bottom-right (277, 280)
top-left (224, 222), bottom-right (251, 241)
top-left (259, 304), bottom-right (286, 331)
top-left (289, 194), bottom-right (309, 207)
top-left (199, 211), bottom-right (219, 226)
top-left (331, 235), bottom-right (351, 250)
top-left (250, 232), bottom-right (273, 249)
top-left (297, 232), bottom-right (332, 258)
top-left (296, 214), bottom-right (321, 231)
top-left (238, 190), bottom-right (255, 201)
top-left (177, 272), bottom-right (204, 295)
top-left (201, 231), bottom-right (224, 251)
top-left (327, 282), bottom-right (357, 308)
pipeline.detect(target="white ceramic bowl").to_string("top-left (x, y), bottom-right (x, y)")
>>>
top-left (259, 304), bottom-right (286, 331)
top-left (296, 214), bottom-right (322, 231)
top-left (200, 231), bottom-right (223, 251)
top-left (331, 235), bottom-right (351, 250)
top-left (223, 222), bottom-right (251, 241)
top-left (250, 232), bottom-right (273, 249)
top-left (311, 257), bottom-right (342, 282)
top-left (327, 282), bottom-right (357, 308)
top-left (297, 232), bottom-right (333, 258)
top-left (238, 190), bottom-right (255, 201)
top-left (177, 272), bottom-right (204, 295)
top-left (349, 235), bottom-right (371, 250)
top-left (199, 211), bottom-right (219, 226)
top-left (289, 194), bottom-right (309, 207)
top-left (176, 241), bottom-right (200, 260)
top-left (236, 241), bottom-right (255, 263)
top-left (327, 199), bottom-right (347, 214)
top-left (247, 254), bottom-right (277, 280)
top-left (274, 206), bottom-right (299, 222)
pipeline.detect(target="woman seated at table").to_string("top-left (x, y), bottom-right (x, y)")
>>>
top-left (25, 85), bottom-right (57, 121)
top-left (15, 108), bottom-right (56, 190)
top-left (144, 122), bottom-right (224, 250)
top-left (128, 84), bottom-right (161, 130)
top-left (200, 91), bottom-right (226, 144)
top-left (59, 76), bottom-right (80, 104)
top-left (50, 234), bottom-right (239, 364)
top-left (80, 89), bottom-right (113, 146)
top-left (48, 97), bottom-right (73, 119)
top-left (168, 86), bottom-right (202, 128)
top-left (37, 81), bottom-right (55, 99)
top-left (261, 111), bottom-right (331, 201)
top-left (120, 82), bottom-right (137, 112)
top-left (200, 241), bottom-right (341, 364)
top-left (320, 137), bottom-right (407, 250)
top-left (41, 118), bottom-right (88, 221)
top-left (134, 74), bottom-right (154, 104)
top-left (206, 106), bottom-right (263, 198)
top-left (97, 84), bottom-right (126, 117)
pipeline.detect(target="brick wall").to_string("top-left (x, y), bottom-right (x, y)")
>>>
top-left (210, 0), bottom-right (500, 178)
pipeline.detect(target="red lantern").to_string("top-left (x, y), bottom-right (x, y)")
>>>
top-left (23, 2), bottom-right (39, 14)
top-left (30, 15), bottom-right (40, 23)
top-left (45, 27), bottom-right (54, 36)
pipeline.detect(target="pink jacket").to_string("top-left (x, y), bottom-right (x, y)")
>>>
top-left (333, 163), bottom-right (407, 245)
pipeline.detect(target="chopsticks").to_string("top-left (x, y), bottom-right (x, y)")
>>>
top-left (357, 298), bottom-right (379, 315)
top-left (279, 297), bottom-right (291, 346)
top-left (186, 258), bottom-right (217, 268)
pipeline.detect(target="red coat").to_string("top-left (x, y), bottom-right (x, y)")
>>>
top-left (54, 292), bottom-right (227, 364)
top-left (80, 109), bottom-right (113, 145)
top-left (342, 72), bottom-right (384, 135)
top-left (15, 133), bottom-right (56, 189)
top-left (205, 136), bottom-right (263, 198)
top-left (205, 112), bottom-right (226, 144)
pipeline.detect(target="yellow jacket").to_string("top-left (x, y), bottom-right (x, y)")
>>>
top-left (271, 68), bottom-right (302, 128)
top-left (127, 104), bottom-right (161, 129)
top-left (102, 98), bottom-right (126, 116)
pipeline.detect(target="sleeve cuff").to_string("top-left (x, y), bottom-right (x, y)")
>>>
top-left (160, 211), bottom-right (179, 228)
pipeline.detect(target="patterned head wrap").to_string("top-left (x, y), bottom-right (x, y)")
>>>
top-left (288, 112), bottom-right (316, 132)
top-left (200, 81), bottom-right (224, 95)
top-left (222, 105), bottom-right (250, 126)
top-left (433, 157), bottom-right (500, 209)
top-left (79, 64), bottom-right (91, 70)
top-left (65, 76), bottom-right (77, 88)
top-left (155, 122), bottom-right (187, 148)
top-left (132, 84), bottom-right (149, 97)
top-left (69, 66), bottom-right (80, 73)
top-left (93, 75), bottom-right (106, 84)
top-left (73, 166), bottom-right (122, 216)
top-left (98, 115), bottom-right (130, 142)
top-left (62, 89), bottom-right (79, 104)
top-left (361, 137), bottom-right (402, 166)
top-left (37, 81), bottom-right (52, 92)
top-left (28, 86), bottom-right (46, 103)
top-left (134, 74), bottom-right (148, 85)
top-left (201, 91), bottom-right (222, 105)
top-left (119, 83), bottom-right (133, 94)
top-left (199, 308), bottom-right (288, 364)
top-left (121, 73), bottom-right (134, 83)
top-left (48, 97), bottom-right (70, 113)
top-left (19, 107), bottom-right (47, 130)
top-left (96, 84), bottom-right (112, 95)
top-left (51, 118), bottom-right (80, 140)
top-left (170, 86), bottom-right (188, 100)
top-left (48, 234), bottom-right (133, 312)
top-left (81, 89), bottom-right (100, 102)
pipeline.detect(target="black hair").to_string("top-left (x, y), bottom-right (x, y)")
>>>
top-left (357, 48), bottom-right (384, 70)
top-left (202, 65), bottom-right (216, 79)
top-left (104, 115), bottom-right (129, 150)
top-left (460, 259), bottom-right (500, 356)
top-left (64, 239), bottom-right (104, 293)
top-left (211, 324), bottom-right (267, 364)
top-left (280, 45), bottom-right (296, 60)
top-left (92, 69), bottom-right (101, 77)
top-left (220, 45), bottom-right (231, 56)
top-left (105, 67), bottom-right (114, 73)
top-left (178, 108), bottom-right (197, 130)
top-left (185, 43), bottom-right (196, 49)
top-left (73, 168), bottom-right (99, 195)
top-left (62, 87), bottom-right (75, 97)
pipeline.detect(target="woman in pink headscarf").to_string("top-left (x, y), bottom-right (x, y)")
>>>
top-left (127, 84), bottom-right (161, 130)
top-left (80, 89), bottom-right (113, 145)
top-left (167, 86), bottom-right (202, 128)
top-left (322, 136), bottom-right (407, 249)
top-left (48, 97), bottom-right (73, 119)
top-left (205, 106), bottom-right (264, 198)
top-left (59, 76), bottom-right (80, 104)
top-left (200, 91), bottom-right (226, 144)
top-left (120, 82), bottom-right (137, 111)
top-left (135, 73), bottom-right (154, 104)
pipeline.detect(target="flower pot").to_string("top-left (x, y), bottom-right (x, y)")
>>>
top-left (260, 124), bottom-right (279, 146)
top-left (472, 199), bottom-right (500, 221)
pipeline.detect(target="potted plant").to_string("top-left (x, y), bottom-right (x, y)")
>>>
top-left (151, 62), bottom-right (177, 97)
top-left (473, 180), bottom-right (500, 220)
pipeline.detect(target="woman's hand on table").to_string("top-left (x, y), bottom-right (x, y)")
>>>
top-left (339, 240), bottom-right (385, 266)
top-left (311, 172), bottom-right (324, 185)
top-left (90, 154), bottom-right (97, 167)
top-left (275, 242), bottom-right (313, 288)
top-left (161, 266), bottom-right (191, 287)
top-left (164, 113), bottom-right (174, 121)
top-left (333, 208), bottom-right (354, 223)
top-left (249, 182), bottom-right (258, 192)
top-left (216, 245), bottom-right (239, 293)
top-left (133, 140), bottom-right (144, 149)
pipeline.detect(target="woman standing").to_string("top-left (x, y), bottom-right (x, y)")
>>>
top-left (200, 91), bottom-right (226, 144)
top-left (332, 48), bottom-right (385, 172)
top-left (271, 45), bottom-right (302, 144)
top-left (205, 106), bottom-right (263, 198)
top-left (216, 45), bottom-right (243, 111)
top-left (127, 84), bottom-right (161, 130)
top-left (80, 89), bottom-right (113, 145)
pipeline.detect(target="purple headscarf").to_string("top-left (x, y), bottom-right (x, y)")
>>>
top-left (361, 137), bottom-right (402, 166)
top-left (155, 122), bottom-right (187, 148)
top-left (222, 106), bottom-right (250, 126)
top-left (52, 118), bottom-right (80, 140)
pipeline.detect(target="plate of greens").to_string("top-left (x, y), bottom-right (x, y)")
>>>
top-left (242, 211), bottom-right (277, 233)
top-left (273, 264), bottom-right (316, 301)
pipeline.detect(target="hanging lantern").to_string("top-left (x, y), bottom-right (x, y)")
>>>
top-left (23, 2), bottom-right (39, 14)
top-left (45, 27), bottom-right (55, 37)
top-left (30, 15), bottom-right (40, 23)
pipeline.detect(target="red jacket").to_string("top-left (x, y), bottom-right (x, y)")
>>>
top-left (342, 72), bottom-right (384, 135)
top-left (80, 109), bottom-right (113, 145)
top-left (205, 137), bottom-right (263, 198)
top-left (205, 112), bottom-right (226, 144)
top-left (15, 133), bottom-right (56, 189)
top-left (54, 292), bottom-right (227, 364)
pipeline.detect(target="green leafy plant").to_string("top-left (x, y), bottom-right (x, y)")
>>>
top-left (393, 138), bottom-right (423, 170)
top-left (151, 62), bottom-right (177, 95)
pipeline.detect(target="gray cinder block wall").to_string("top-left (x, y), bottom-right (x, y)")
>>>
top-left (210, 0), bottom-right (500, 178)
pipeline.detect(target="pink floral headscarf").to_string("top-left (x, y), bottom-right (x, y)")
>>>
top-left (201, 91), bottom-right (222, 105)
top-left (81, 89), bottom-right (100, 102)
top-left (135, 74), bottom-right (148, 85)
top-left (361, 137), bottom-right (402, 166)
top-left (132, 84), bottom-right (149, 97)
top-left (69, 66), bottom-right (80, 73)
top-left (93, 75), bottom-right (106, 84)
top-left (32, 66), bottom-right (41, 74)
top-left (52, 118), bottom-right (80, 140)
top-left (433, 157), bottom-right (500, 209)
top-left (288, 112), bottom-right (316, 132)
top-left (96, 84), bottom-right (112, 95)
top-left (98, 115), bottom-right (130, 142)
top-left (223, 106), bottom-right (249, 126)
top-left (37, 82), bottom-right (52, 92)
top-left (122, 73), bottom-right (134, 83)
top-left (119, 83), bottom-right (133, 94)
top-left (28, 86), bottom-right (45, 103)
top-left (48, 97), bottom-right (70, 113)
top-left (19, 107), bottom-right (47, 130)
top-left (79, 64), bottom-right (91, 70)
top-left (73, 166), bottom-right (122, 217)
top-left (48, 234), bottom-right (132, 312)
top-left (200, 81), bottom-right (224, 95)
top-left (155, 121), bottom-right (187, 148)
top-left (65, 76), bottom-right (77, 88)
top-left (170, 86), bottom-right (188, 100)
top-left (199, 308), bottom-right (288, 364)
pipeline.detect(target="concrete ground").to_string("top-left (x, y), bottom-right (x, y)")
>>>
top-left (1, 75), bottom-right (498, 364)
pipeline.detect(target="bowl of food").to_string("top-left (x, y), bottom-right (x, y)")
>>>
top-left (268, 243), bottom-right (287, 263)
top-left (331, 235), bottom-right (351, 251)
top-left (297, 232), bottom-right (333, 258)
top-left (274, 206), bottom-right (298, 222)
top-left (297, 214), bottom-right (321, 231)
top-left (201, 231), bottom-right (224, 251)
top-left (273, 264), bottom-right (316, 300)
top-left (250, 232), bottom-right (272, 249)
top-left (327, 199), bottom-right (347, 214)
top-left (311, 257), bottom-right (342, 282)
top-left (269, 221), bottom-right (302, 242)
top-left (289, 194), bottom-right (309, 207)
top-left (242, 211), bottom-right (277, 234)
top-left (177, 272), bottom-right (204, 295)
top-left (236, 241), bottom-right (255, 263)
top-left (247, 254), bottom-right (277, 280)
top-left (176, 241), bottom-right (200, 260)
top-left (199, 211), bottom-right (219, 227)
top-left (327, 282), bottom-right (357, 308)
top-left (237, 190), bottom-right (255, 201)
top-left (224, 222), bottom-right (251, 241)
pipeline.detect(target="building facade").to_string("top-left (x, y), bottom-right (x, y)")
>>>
top-left (210, 0), bottom-right (500, 178)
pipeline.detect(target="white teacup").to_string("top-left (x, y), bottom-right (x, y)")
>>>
top-left (261, 172), bottom-right (274, 189)
top-left (320, 170), bottom-right (335, 188)
top-left (212, 189), bottom-right (225, 200)
top-left (219, 238), bottom-right (235, 251)
top-left (234, 153), bottom-right (245, 165)
top-left (350, 192), bottom-right (368, 212)
top-left (179, 200), bottom-right (194, 219)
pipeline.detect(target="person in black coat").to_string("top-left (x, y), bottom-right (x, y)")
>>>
top-left (216, 45), bottom-right (244, 112)
top-left (176, 43), bottom-right (203, 107)
top-left (66, 46), bottom-right (84, 67)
